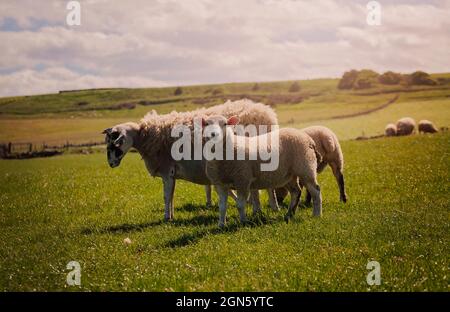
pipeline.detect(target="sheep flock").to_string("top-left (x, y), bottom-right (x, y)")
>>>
top-left (384, 117), bottom-right (441, 137)
top-left (103, 99), bottom-right (348, 227)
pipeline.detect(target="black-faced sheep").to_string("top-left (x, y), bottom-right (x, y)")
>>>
top-left (418, 120), bottom-right (438, 134)
top-left (385, 123), bottom-right (397, 137)
top-left (396, 117), bottom-right (416, 136)
top-left (103, 99), bottom-right (278, 221)
top-left (202, 115), bottom-right (322, 227)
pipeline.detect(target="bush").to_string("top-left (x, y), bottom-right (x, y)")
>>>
top-left (338, 70), bottom-right (359, 89)
top-left (288, 81), bottom-right (301, 92)
top-left (407, 71), bottom-right (437, 86)
top-left (378, 71), bottom-right (402, 85)
top-left (354, 78), bottom-right (372, 89)
top-left (252, 83), bottom-right (260, 91)
top-left (174, 87), bottom-right (183, 96)
top-left (212, 88), bottom-right (223, 95)
top-left (338, 69), bottom-right (379, 89)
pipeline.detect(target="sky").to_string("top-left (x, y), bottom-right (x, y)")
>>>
top-left (0, 0), bottom-right (449, 97)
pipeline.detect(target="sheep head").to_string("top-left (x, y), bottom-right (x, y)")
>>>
top-left (102, 122), bottom-right (139, 168)
top-left (202, 115), bottom-right (239, 143)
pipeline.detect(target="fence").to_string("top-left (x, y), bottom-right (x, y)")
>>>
top-left (0, 140), bottom-right (104, 159)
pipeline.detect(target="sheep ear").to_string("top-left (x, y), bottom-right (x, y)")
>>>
top-left (227, 116), bottom-right (239, 125)
top-left (102, 128), bottom-right (112, 135)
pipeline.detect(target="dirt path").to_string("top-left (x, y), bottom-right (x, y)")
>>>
top-left (331, 95), bottom-right (399, 120)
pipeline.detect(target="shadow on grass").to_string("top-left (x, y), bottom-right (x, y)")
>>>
top-left (81, 208), bottom-right (282, 244)
top-left (80, 214), bottom-right (218, 235)
top-left (176, 203), bottom-right (216, 212)
top-left (81, 220), bottom-right (163, 235)
top-left (164, 214), bottom-right (278, 248)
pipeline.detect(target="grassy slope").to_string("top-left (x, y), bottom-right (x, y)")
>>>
top-left (1, 76), bottom-right (449, 144)
top-left (1, 133), bottom-right (448, 291)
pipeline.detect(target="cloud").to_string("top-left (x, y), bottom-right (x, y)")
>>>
top-left (0, 67), bottom-right (167, 97)
top-left (0, 0), bottom-right (449, 96)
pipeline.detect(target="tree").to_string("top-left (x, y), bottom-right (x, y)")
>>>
top-left (288, 81), bottom-right (301, 92)
top-left (174, 87), bottom-right (183, 96)
top-left (378, 71), bottom-right (402, 85)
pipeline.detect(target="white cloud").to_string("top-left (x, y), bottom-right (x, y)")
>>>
top-left (0, 0), bottom-right (449, 96)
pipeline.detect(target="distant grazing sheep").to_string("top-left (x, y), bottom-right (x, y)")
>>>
top-left (385, 123), bottom-right (397, 137)
top-left (103, 99), bottom-right (278, 221)
top-left (396, 117), bottom-right (416, 136)
top-left (202, 115), bottom-right (322, 227)
top-left (418, 120), bottom-right (438, 134)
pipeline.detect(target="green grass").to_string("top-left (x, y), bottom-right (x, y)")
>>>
top-left (1, 133), bottom-right (448, 291)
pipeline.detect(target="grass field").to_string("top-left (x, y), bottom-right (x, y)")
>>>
top-left (1, 133), bottom-right (449, 291)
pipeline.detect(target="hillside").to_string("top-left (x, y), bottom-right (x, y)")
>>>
top-left (0, 73), bottom-right (449, 144)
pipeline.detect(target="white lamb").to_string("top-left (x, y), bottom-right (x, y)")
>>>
top-left (202, 115), bottom-right (322, 227)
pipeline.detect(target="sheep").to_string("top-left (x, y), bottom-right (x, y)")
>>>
top-left (103, 99), bottom-right (278, 221)
top-left (396, 117), bottom-right (416, 136)
top-left (275, 126), bottom-right (347, 206)
top-left (385, 123), bottom-right (397, 137)
top-left (202, 115), bottom-right (322, 227)
top-left (418, 120), bottom-right (438, 134)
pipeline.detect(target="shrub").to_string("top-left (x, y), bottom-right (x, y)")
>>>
top-left (252, 83), bottom-right (260, 91)
top-left (378, 71), bottom-right (402, 85)
top-left (354, 78), bottom-right (372, 89)
top-left (288, 81), bottom-right (301, 92)
top-left (338, 70), bottom-right (359, 89)
top-left (174, 87), bottom-right (183, 96)
top-left (338, 69), bottom-right (379, 89)
top-left (407, 71), bottom-right (437, 86)
top-left (212, 88), bottom-right (223, 95)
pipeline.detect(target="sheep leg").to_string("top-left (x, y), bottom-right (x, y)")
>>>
top-left (250, 189), bottom-right (262, 215)
top-left (236, 190), bottom-right (248, 224)
top-left (305, 162), bottom-right (326, 207)
top-left (268, 189), bottom-right (280, 211)
top-left (228, 190), bottom-right (238, 202)
top-left (330, 162), bottom-right (347, 203)
top-left (205, 185), bottom-right (212, 207)
top-left (162, 175), bottom-right (176, 221)
top-left (216, 185), bottom-right (229, 228)
top-left (284, 181), bottom-right (301, 223)
top-left (305, 182), bottom-right (322, 217)
top-left (304, 191), bottom-right (312, 207)
top-left (274, 187), bottom-right (288, 207)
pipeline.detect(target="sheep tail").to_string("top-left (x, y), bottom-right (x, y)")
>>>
top-left (311, 142), bottom-right (323, 167)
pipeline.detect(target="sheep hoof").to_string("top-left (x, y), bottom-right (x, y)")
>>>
top-left (341, 195), bottom-right (348, 203)
top-left (284, 215), bottom-right (290, 223)
top-left (218, 222), bottom-right (225, 229)
top-left (164, 216), bottom-right (173, 222)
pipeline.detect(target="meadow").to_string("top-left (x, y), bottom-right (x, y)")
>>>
top-left (0, 133), bottom-right (448, 291)
top-left (0, 75), bottom-right (449, 291)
